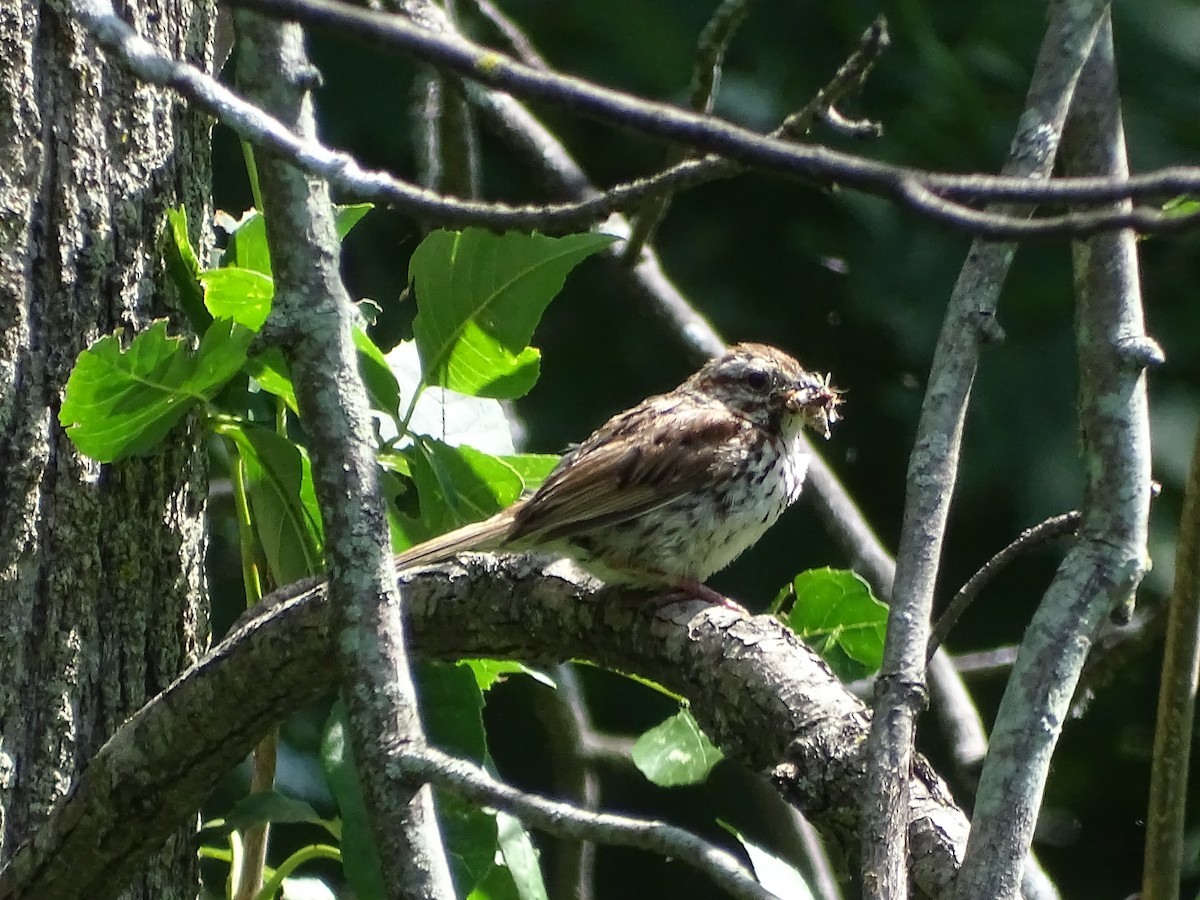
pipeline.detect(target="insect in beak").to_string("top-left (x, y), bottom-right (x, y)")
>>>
top-left (786, 374), bottom-right (843, 439)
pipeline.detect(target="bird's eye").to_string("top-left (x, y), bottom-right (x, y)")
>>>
top-left (745, 369), bottom-right (770, 391)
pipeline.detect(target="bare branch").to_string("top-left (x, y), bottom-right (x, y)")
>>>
top-left (954, 17), bottom-right (1155, 898)
top-left (927, 512), bottom-right (1082, 661)
top-left (778, 15), bottom-right (888, 141)
top-left (70, 0), bottom-right (1200, 238)
top-left (395, 745), bottom-right (776, 900)
top-left (861, 1), bottom-right (1107, 895)
top-left (233, 12), bottom-right (454, 898)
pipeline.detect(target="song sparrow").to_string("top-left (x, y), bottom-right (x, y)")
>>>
top-left (394, 343), bottom-right (841, 606)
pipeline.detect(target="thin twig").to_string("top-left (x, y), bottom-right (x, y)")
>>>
top-left (951, 646), bottom-right (1019, 677)
top-left (218, 0), bottom-right (1200, 229)
top-left (69, 0), bottom-right (1200, 238)
top-left (467, 0), bottom-right (548, 69)
top-left (1142, 421), bottom-right (1200, 900)
top-left (393, 745), bottom-right (777, 900)
top-left (778, 15), bottom-right (888, 140)
top-left (622, 0), bottom-right (758, 261)
top-left (927, 512), bottom-right (1082, 661)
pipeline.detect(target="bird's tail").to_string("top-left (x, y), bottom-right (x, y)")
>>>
top-left (393, 508), bottom-right (518, 570)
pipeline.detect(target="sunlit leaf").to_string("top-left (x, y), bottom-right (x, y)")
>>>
top-left (719, 821), bottom-right (816, 900)
top-left (201, 266), bottom-right (274, 330)
top-left (410, 229), bottom-right (614, 399)
top-left (632, 709), bottom-right (723, 786)
top-left (60, 319), bottom-right (253, 461)
top-left (783, 567), bottom-right (888, 681)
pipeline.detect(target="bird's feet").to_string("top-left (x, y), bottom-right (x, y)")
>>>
top-left (659, 578), bottom-right (748, 614)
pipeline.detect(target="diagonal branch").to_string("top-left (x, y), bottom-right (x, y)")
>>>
top-left (395, 745), bottom-right (775, 900)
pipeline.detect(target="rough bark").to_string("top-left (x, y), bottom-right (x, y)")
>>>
top-left (0, 0), bottom-right (214, 896)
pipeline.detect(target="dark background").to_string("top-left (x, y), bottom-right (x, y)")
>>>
top-left (209, 1), bottom-right (1200, 896)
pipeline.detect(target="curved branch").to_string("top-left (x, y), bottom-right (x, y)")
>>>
top-left (396, 745), bottom-right (774, 900)
top-left (0, 556), bottom-right (968, 900)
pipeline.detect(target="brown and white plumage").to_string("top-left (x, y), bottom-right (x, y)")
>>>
top-left (393, 343), bottom-right (841, 598)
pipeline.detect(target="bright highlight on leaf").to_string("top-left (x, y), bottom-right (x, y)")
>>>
top-left (410, 228), bottom-right (616, 399)
top-left (719, 821), bottom-right (817, 900)
top-left (782, 567), bottom-right (888, 681)
top-left (59, 319), bottom-right (254, 462)
top-left (632, 709), bottom-right (724, 786)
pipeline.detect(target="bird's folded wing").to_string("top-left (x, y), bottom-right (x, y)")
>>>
top-left (510, 406), bottom-right (746, 543)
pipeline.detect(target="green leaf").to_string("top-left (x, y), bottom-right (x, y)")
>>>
top-left (322, 703), bottom-right (386, 900)
top-left (631, 709), bottom-right (724, 786)
top-left (336, 203), bottom-right (374, 239)
top-left (410, 229), bottom-right (615, 399)
top-left (201, 267), bottom-right (274, 331)
top-left (459, 659), bottom-right (556, 692)
top-left (468, 864), bottom-right (520, 900)
top-left (198, 791), bottom-right (333, 839)
top-left (245, 348), bottom-right (299, 414)
top-left (415, 663), bottom-right (496, 896)
top-left (417, 662), bottom-right (488, 762)
top-left (61, 319), bottom-right (253, 462)
top-left (396, 438), bottom-right (524, 546)
top-left (719, 821), bottom-right (816, 900)
top-left (219, 421), bottom-right (324, 583)
top-left (163, 207), bottom-right (211, 330)
top-left (495, 812), bottom-right (547, 900)
top-left (783, 567), bottom-right (888, 681)
top-left (497, 454), bottom-right (561, 491)
top-left (1163, 196), bottom-right (1200, 218)
top-left (224, 209), bottom-right (272, 275)
top-left (354, 326), bottom-right (402, 420)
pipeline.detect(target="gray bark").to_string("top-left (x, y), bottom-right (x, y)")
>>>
top-left (0, 0), bottom-right (214, 896)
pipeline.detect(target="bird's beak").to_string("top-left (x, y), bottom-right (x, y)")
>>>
top-left (786, 375), bottom-right (842, 440)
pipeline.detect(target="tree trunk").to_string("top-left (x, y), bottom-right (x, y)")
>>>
top-left (0, 0), bottom-right (214, 896)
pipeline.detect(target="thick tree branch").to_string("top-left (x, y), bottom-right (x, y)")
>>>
top-left (954, 16), bottom-right (1156, 898)
top-left (0, 557), bottom-right (969, 900)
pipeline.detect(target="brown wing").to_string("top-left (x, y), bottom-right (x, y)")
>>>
top-left (509, 398), bottom-right (746, 543)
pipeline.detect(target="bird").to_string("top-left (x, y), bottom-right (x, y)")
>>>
top-left (394, 342), bottom-right (841, 608)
